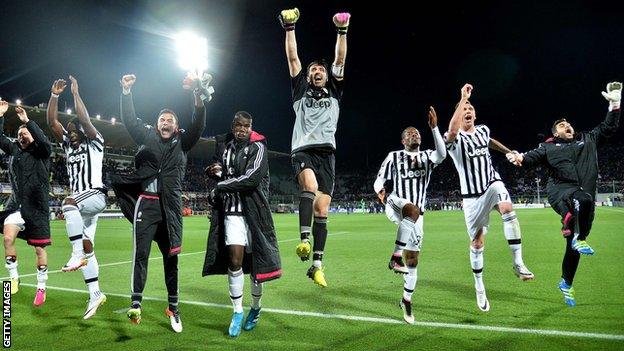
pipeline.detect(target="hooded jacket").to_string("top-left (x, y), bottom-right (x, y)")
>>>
top-left (112, 93), bottom-right (206, 255)
top-left (202, 131), bottom-right (282, 283)
top-left (521, 109), bottom-right (620, 203)
top-left (0, 119), bottom-right (52, 245)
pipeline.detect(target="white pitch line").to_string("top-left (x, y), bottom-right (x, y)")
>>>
top-left (0, 231), bottom-right (350, 280)
top-left (17, 283), bottom-right (624, 341)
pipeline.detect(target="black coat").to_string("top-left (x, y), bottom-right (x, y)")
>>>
top-left (0, 119), bottom-right (52, 245)
top-left (112, 93), bottom-right (205, 255)
top-left (522, 109), bottom-right (620, 205)
top-left (202, 131), bottom-right (282, 283)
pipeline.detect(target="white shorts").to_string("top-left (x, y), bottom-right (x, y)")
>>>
top-left (225, 215), bottom-right (250, 247)
top-left (4, 211), bottom-right (25, 231)
top-left (385, 194), bottom-right (424, 251)
top-left (68, 190), bottom-right (107, 243)
top-left (462, 181), bottom-right (511, 239)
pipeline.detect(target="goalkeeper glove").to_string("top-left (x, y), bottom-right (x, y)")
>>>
top-left (333, 12), bottom-right (351, 34)
top-left (279, 8), bottom-right (300, 31)
top-left (601, 81), bottom-right (621, 111)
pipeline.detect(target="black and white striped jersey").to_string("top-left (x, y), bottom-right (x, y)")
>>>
top-left (374, 149), bottom-right (439, 209)
top-left (62, 129), bottom-right (104, 194)
top-left (445, 125), bottom-right (502, 197)
top-left (222, 140), bottom-right (243, 215)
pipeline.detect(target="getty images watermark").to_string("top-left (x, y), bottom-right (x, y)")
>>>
top-left (2, 281), bottom-right (10, 348)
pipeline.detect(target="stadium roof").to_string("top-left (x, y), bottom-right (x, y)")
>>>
top-left (1, 103), bottom-right (289, 161)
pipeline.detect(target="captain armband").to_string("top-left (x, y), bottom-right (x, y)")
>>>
top-left (331, 64), bottom-right (344, 79)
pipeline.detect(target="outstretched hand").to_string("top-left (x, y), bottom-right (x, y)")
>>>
top-left (333, 12), bottom-right (351, 33)
top-left (601, 82), bottom-right (622, 108)
top-left (506, 151), bottom-right (523, 166)
top-left (279, 8), bottom-right (300, 30)
top-left (461, 83), bottom-right (473, 99)
top-left (428, 106), bottom-right (438, 129)
top-left (51, 79), bottom-right (67, 95)
top-left (69, 75), bottom-right (80, 95)
top-left (15, 106), bottom-right (29, 123)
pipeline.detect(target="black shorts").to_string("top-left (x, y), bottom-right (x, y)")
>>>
top-left (291, 148), bottom-right (335, 196)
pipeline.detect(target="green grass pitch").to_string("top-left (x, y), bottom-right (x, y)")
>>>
top-left (5, 208), bottom-right (624, 350)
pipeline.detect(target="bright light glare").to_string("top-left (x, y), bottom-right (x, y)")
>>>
top-left (15, 99), bottom-right (22, 105)
top-left (111, 117), bottom-right (116, 124)
top-left (96, 114), bottom-right (101, 120)
top-left (175, 31), bottom-right (208, 75)
top-left (66, 108), bottom-right (72, 114)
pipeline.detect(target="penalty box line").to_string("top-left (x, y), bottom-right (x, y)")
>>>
top-left (18, 282), bottom-right (624, 342)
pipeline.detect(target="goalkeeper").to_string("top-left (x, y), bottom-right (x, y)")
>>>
top-left (279, 7), bottom-right (351, 288)
top-left (506, 82), bottom-right (621, 307)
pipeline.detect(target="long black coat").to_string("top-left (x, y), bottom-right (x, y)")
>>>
top-left (522, 109), bottom-right (620, 207)
top-left (0, 119), bottom-right (52, 245)
top-left (112, 93), bottom-right (205, 255)
top-left (202, 131), bottom-right (282, 283)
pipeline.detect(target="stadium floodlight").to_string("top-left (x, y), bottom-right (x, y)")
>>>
top-left (175, 31), bottom-right (208, 76)
top-left (96, 114), bottom-right (101, 120)
top-left (111, 117), bottom-right (116, 125)
top-left (15, 99), bottom-right (22, 105)
top-left (66, 108), bottom-right (72, 114)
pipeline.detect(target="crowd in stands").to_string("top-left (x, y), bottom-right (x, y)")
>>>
top-left (1, 142), bottom-right (622, 212)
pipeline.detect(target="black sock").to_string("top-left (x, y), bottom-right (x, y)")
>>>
top-left (299, 191), bottom-right (315, 240)
top-left (562, 236), bottom-right (581, 285)
top-left (312, 216), bottom-right (328, 253)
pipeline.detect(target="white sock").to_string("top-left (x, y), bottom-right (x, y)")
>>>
top-left (82, 252), bottom-right (100, 298)
top-left (37, 266), bottom-right (48, 290)
top-left (402, 266), bottom-right (417, 302)
top-left (5, 257), bottom-right (18, 280)
top-left (395, 218), bottom-right (414, 255)
top-left (63, 205), bottom-right (84, 255)
top-left (502, 212), bottom-right (524, 266)
top-left (313, 251), bottom-right (323, 268)
top-left (251, 278), bottom-right (263, 309)
top-left (228, 268), bottom-right (244, 313)
top-left (470, 246), bottom-right (484, 291)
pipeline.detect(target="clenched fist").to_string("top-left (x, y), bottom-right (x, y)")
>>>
top-left (120, 74), bottom-right (137, 94)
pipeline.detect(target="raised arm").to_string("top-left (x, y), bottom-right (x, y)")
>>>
top-left (181, 89), bottom-right (207, 152)
top-left (331, 12), bottom-right (350, 81)
top-left (119, 74), bottom-right (150, 145)
top-left (0, 101), bottom-right (14, 154)
top-left (489, 137), bottom-right (513, 155)
top-left (216, 141), bottom-right (268, 193)
top-left (446, 84), bottom-right (473, 143)
top-left (69, 75), bottom-right (98, 139)
top-left (279, 8), bottom-right (302, 77)
top-left (428, 106), bottom-right (446, 164)
top-left (17, 106), bottom-right (51, 158)
top-left (587, 82), bottom-right (621, 143)
top-left (46, 79), bottom-right (66, 143)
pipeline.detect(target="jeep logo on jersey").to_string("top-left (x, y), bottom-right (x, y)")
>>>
top-left (467, 145), bottom-right (488, 158)
top-left (304, 98), bottom-right (332, 109)
top-left (68, 153), bottom-right (87, 164)
top-left (400, 169), bottom-right (427, 178)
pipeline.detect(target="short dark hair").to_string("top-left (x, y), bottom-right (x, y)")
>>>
top-left (401, 127), bottom-right (417, 140)
top-left (455, 99), bottom-right (471, 109)
top-left (157, 109), bottom-right (178, 123)
top-left (307, 59), bottom-right (329, 74)
top-left (552, 118), bottom-right (567, 134)
top-left (17, 124), bottom-right (28, 131)
top-left (234, 111), bottom-right (253, 121)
